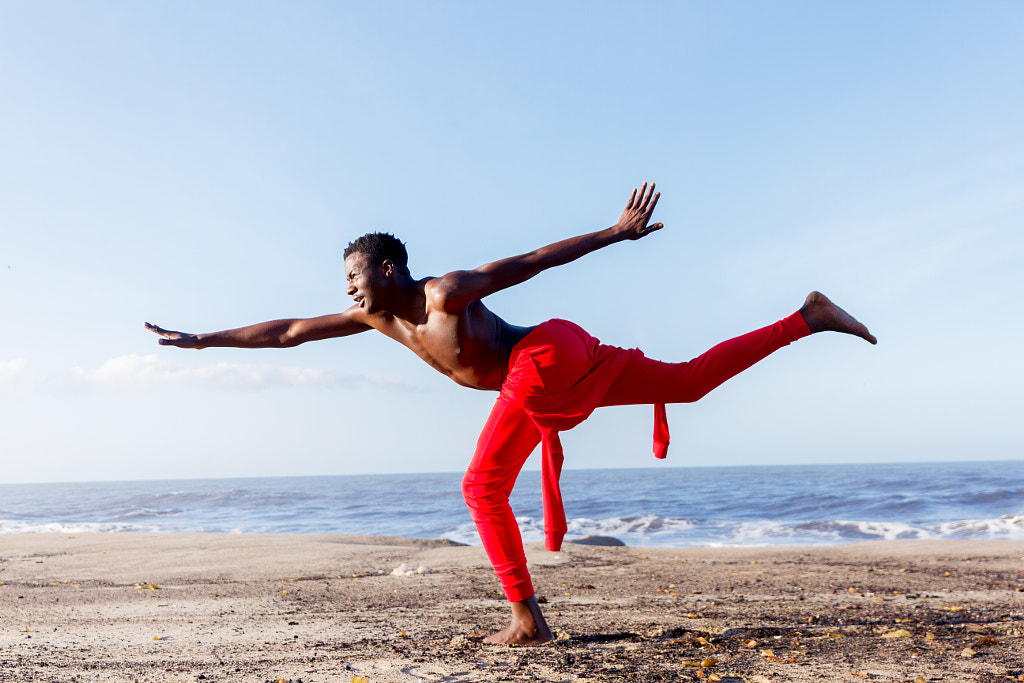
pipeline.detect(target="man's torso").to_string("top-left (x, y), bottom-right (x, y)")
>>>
top-left (361, 285), bottom-right (534, 391)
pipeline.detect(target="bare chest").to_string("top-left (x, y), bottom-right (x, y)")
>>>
top-left (374, 306), bottom-right (502, 389)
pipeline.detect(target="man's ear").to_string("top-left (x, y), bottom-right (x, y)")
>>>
top-left (380, 259), bottom-right (395, 277)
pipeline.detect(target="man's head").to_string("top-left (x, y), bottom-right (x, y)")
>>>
top-left (343, 233), bottom-right (410, 313)
top-left (343, 233), bottom-right (409, 276)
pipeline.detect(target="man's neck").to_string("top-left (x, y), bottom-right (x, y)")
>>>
top-left (381, 275), bottom-right (430, 325)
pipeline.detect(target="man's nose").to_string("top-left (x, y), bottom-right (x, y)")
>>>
top-left (346, 283), bottom-right (356, 295)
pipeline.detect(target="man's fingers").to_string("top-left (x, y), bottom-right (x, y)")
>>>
top-left (626, 187), bottom-right (637, 209)
top-left (637, 182), bottom-right (649, 208)
top-left (640, 182), bottom-right (655, 209)
top-left (146, 322), bottom-right (185, 340)
top-left (646, 190), bottom-right (660, 215)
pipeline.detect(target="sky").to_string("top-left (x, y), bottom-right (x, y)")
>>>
top-left (1, 1), bottom-right (1022, 484)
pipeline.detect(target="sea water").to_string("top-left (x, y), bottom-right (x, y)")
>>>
top-left (1, 461), bottom-right (1021, 547)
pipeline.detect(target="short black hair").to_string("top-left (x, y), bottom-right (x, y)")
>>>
top-left (343, 233), bottom-right (409, 273)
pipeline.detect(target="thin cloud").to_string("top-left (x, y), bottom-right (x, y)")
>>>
top-left (0, 358), bottom-right (28, 384)
top-left (72, 354), bottom-right (411, 392)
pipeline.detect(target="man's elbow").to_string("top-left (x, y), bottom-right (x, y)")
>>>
top-left (279, 322), bottom-right (310, 348)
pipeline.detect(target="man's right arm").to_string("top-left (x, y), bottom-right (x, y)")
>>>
top-left (145, 307), bottom-right (372, 349)
top-left (430, 182), bottom-right (663, 313)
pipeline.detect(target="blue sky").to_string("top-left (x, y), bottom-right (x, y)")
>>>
top-left (2, 1), bottom-right (1022, 483)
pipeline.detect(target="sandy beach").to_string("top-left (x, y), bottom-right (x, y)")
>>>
top-left (1, 534), bottom-right (1021, 682)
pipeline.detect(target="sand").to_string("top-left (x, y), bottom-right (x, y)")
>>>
top-left (1, 533), bottom-right (1022, 682)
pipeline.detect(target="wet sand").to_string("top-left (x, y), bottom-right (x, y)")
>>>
top-left (2, 534), bottom-right (1022, 682)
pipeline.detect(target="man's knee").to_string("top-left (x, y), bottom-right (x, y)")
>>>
top-left (462, 471), bottom-right (511, 515)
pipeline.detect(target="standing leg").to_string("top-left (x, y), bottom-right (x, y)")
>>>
top-left (462, 396), bottom-right (554, 645)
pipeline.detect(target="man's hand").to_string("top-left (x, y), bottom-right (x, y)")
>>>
top-left (615, 182), bottom-right (663, 240)
top-left (145, 322), bottom-right (203, 349)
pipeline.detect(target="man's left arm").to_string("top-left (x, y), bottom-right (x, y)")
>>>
top-left (431, 182), bottom-right (663, 312)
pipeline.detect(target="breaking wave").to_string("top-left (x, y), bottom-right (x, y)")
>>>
top-left (2, 462), bottom-right (1022, 547)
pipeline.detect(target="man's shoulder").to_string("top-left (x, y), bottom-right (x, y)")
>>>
top-left (423, 270), bottom-right (481, 313)
top-left (422, 270), bottom-right (461, 290)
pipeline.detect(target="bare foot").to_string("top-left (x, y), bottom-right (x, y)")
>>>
top-left (483, 595), bottom-right (554, 646)
top-left (799, 291), bottom-right (877, 344)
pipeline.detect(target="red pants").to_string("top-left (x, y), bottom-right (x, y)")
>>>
top-left (461, 313), bottom-right (811, 602)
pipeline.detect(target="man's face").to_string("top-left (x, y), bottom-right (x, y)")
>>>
top-left (344, 251), bottom-right (387, 313)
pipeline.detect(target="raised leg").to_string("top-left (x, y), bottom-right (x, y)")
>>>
top-left (601, 311), bottom-right (810, 406)
top-left (600, 292), bottom-right (875, 408)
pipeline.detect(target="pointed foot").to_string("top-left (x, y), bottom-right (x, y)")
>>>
top-left (799, 291), bottom-right (877, 344)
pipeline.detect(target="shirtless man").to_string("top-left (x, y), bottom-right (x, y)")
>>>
top-left (147, 183), bottom-right (876, 646)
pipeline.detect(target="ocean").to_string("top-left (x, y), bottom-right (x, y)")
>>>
top-left (1, 461), bottom-right (1021, 548)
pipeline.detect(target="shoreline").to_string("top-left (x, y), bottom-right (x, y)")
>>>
top-left (2, 534), bottom-right (1022, 681)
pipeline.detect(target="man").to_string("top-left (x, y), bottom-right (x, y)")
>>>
top-left (147, 183), bottom-right (876, 646)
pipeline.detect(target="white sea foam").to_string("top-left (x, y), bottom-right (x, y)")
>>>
top-left (437, 514), bottom-right (1024, 548)
top-left (703, 520), bottom-right (792, 547)
top-left (831, 520), bottom-right (930, 541)
top-left (444, 522), bottom-right (484, 546)
top-left (0, 520), bottom-right (158, 534)
top-left (936, 515), bottom-right (1024, 538)
top-left (566, 515), bottom-right (695, 540)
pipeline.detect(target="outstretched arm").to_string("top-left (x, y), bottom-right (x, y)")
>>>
top-left (431, 182), bottom-right (663, 312)
top-left (145, 308), bottom-right (371, 349)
